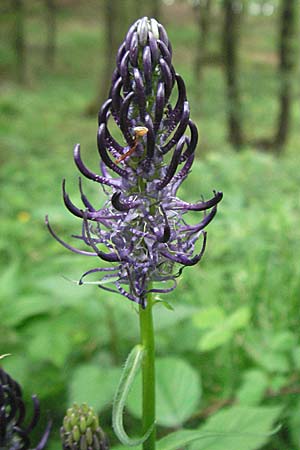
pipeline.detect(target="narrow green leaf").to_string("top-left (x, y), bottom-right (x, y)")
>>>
top-left (112, 345), bottom-right (154, 447)
top-left (64, 275), bottom-right (120, 285)
top-left (153, 299), bottom-right (174, 311)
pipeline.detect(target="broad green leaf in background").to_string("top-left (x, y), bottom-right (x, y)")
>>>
top-left (26, 314), bottom-right (82, 367)
top-left (153, 304), bottom-right (199, 331)
top-left (236, 369), bottom-right (269, 406)
top-left (192, 306), bottom-right (226, 329)
top-left (127, 357), bottom-right (201, 427)
top-left (244, 331), bottom-right (292, 374)
top-left (0, 263), bottom-right (20, 301)
top-left (249, 351), bottom-right (290, 374)
top-left (194, 306), bottom-right (250, 352)
top-left (269, 331), bottom-right (297, 352)
top-left (188, 405), bottom-right (282, 450)
top-left (268, 374), bottom-right (288, 393)
top-left (1, 294), bottom-right (56, 327)
top-left (157, 429), bottom-right (226, 450)
top-left (1, 355), bottom-right (29, 388)
top-left (69, 364), bottom-right (122, 412)
top-left (292, 346), bottom-right (300, 370)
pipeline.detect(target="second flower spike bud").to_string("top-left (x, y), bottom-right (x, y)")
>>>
top-left (61, 403), bottom-right (109, 450)
top-left (0, 367), bottom-right (51, 450)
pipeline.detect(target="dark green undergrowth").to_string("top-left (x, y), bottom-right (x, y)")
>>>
top-left (0, 3), bottom-right (299, 450)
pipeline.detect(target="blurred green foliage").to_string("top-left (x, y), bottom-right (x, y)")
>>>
top-left (0, 1), bottom-right (299, 449)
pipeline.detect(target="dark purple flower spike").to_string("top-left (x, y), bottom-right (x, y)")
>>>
top-left (47, 17), bottom-right (222, 307)
top-left (0, 367), bottom-right (51, 450)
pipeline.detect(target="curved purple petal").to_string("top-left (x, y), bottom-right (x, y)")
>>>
top-left (97, 124), bottom-right (129, 177)
top-left (45, 216), bottom-right (97, 256)
top-left (111, 76), bottom-right (123, 113)
top-left (159, 57), bottom-right (173, 98)
top-left (161, 232), bottom-right (207, 266)
top-left (161, 100), bottom-right (190, 154)
top-left (129, 31), bottom-right (139, 66)
top-left (78, 178), bottom-right (96, 211)
top-left (180, 206), bottom-right (218, 233)
top-left (83, 214), bottom-right (121, 262)
top-left (147, 278), bottom-right (177, 294)
top-left (180, 119), bottom-right (198, 162)
top-left (98, 98), bottom-right (112, 126)
top-left (119, 91), bottom-right (135, 146)
top-left (79, 266), bottom-right (120, 285)
top-left (154, 82), bottom-right (165, 133)
top-left (157, 136), bottom-right (186, 190)
top-left (25, 395), bottom-right (40, 433)
top-left (143, 45), bottom-right (152, 90)
top-left (172, 191), bottom-right (223, 211)
top-left (155, 206), bottom-right (171, 243)
top-left (73, 144), bottom-right (121, 188)
top-left (149, 31), bottom-right (159, 64)
top-left (145, 114), bottom-right (155, 159)
top-left (35, 420), bottom-right (52, 450)
top-left (157, 39), bottom-right (171, 66)
top-left (133, 67), bottom-right (146, 120)
top-left (111, 192), bottom-right (138, 212)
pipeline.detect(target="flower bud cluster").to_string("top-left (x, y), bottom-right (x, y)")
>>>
top-left (60, 403), bottom-right (109, 450)
top-left (47, 17), bottom-right (222, 307)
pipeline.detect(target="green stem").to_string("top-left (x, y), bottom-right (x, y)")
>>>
top-left (139, 293), bottom-right (156, 450)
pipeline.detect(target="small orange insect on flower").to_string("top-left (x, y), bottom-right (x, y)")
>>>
top-left (115, 126), bottom-right (148, 163)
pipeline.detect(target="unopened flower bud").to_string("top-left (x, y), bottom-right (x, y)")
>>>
top-left (60, 403), bottom-right (109, 450)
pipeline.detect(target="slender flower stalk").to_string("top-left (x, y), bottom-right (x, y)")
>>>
top-left (139, 292), bottom-right (156, 450)
top-left (47, 17), bottom-right (222, 450)
top-left (0, 367), bottom-right (51, 450)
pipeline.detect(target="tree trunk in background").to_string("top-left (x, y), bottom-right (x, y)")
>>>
top-left (45, 0), bottom-right (57, 68)
top-left (150, 0), bottom-right (161, 20)
top-left (86, 0), bottom-right (134, 116)
top-left (13, 0), bottom-right (26, 84)
top-left (222, 0), bottom-right (243, 149)
top-left (194, 0), bottom-right (212, 79)
top-left (273, 0), bottom-right (298, 153)
top-left (134, 0), bottom-right (161, 21)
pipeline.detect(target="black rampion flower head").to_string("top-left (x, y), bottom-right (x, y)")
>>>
top-left (0, 367), bottom-right (51, 450)
top-left (46, 17), bottom-right (223, 308)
